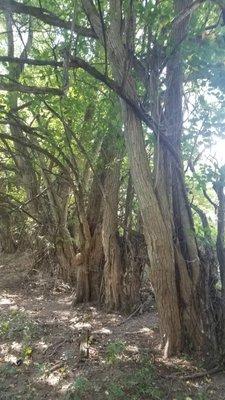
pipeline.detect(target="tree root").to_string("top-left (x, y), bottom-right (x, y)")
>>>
top-left (166, 366), bottom-right (223, 380)
top-left (117, 304), bottom-right (142, 326)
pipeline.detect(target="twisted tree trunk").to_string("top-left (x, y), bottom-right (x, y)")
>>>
top-left (156, 0), bottom-right (216, 353)
top-left (81, 0), bottom-right (216, 355)
top-left (82, 0), bottom-right (183, 355)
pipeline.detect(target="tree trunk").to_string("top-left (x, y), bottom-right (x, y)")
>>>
top-left (155, 0), bottom-right (211, 352)
top-left (86, 167), bottom-right (105, 301)
top-left (213, 176), bottom-right (225, 355)
top-left (123, 232), bottom-right (146, 310)
top-left (0, 205), bottom-right (16, 253)
top-left (80, 0), bottom-right (213, 355)
top-left (122, 105), bottom-right (182, 355)
top-left (214, 178), bottom-right (225, 296)
top-left (191, 203), bottom-right (218, 282)
top-left (74, 149), bottom-right (106, 304)
top-left (123, 175), bottom-right (143, 309)
top-left (101, 136), bottom-right (123, 310)
top-left (75, 252), bottom-right (90, 303)
top-left (39, 165), bottom-right (77, 282)
top-left (81, 0), bottom-right (183, 354)
top-left (54, 225), bottom-right (77, 282)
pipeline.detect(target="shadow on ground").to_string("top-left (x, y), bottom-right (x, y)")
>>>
top-left (0, 252), bottom-right (225, 400)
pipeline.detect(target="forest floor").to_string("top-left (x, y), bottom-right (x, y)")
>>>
top-left (0, 253), bottom-right (225, 400)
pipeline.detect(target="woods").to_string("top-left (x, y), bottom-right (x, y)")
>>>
top-left (1, 1), bottom-right (225, 397)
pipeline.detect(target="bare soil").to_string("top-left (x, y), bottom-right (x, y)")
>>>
top-left (0, 252), bottom-right (225, 400)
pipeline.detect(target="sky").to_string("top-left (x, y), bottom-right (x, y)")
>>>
top-left (211, 138), bottom-right (225, 167)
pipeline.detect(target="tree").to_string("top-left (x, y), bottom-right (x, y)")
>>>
top-left (1, 0), bottom-right (225, 360)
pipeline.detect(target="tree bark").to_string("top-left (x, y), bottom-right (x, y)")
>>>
top-left (122, 105), bottom-right (182, 355)
top-left (0, 199), bottom-right (16, 253)
top-left (155, 0), bottom-right (211, 351)
top-left (81, 0), bottom-right (183, 355)
top-left (86, 169), bottom-right (105, 302)
top-left (214, 178), bottom-right (225, 297)
top-left (101, 136), bottom-right (123, 310)
top-left (74, 143), bottom-right (107, 304)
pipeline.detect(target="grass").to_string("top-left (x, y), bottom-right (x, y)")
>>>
top-left (0, 311), bottom-right (214, 400)
top-left (63, 356), bottom-right (164, 400)
top-left (0, 309), bottom-right (39, 363)
top-left (0, 309), bottom-right (39, 342)
top-left (106, 340), bottom-right (126, 364)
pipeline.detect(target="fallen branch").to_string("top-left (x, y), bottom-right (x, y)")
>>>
top-left (166, 366), bottom-right (223, 381)
top-left (48, 361), bottom-right (64, 373)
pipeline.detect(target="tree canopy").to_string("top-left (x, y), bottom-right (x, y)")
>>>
top-left (1, 0), bottom-right (225, 363)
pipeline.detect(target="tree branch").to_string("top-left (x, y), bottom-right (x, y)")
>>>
top-left (0, 55), bottom-right (180, 165)
top-left (0, 79), bottom-right (63, 95)
top-left (172, 0), bottom-right (205, 27)
top-left (0, 191), bottom-right (41, 224)
top-left (0, 132), bottom-right (72, 183)
top-left (203, 189), bottom-right (218, 210)
top-left (0, 0), bottom-right (96, 38)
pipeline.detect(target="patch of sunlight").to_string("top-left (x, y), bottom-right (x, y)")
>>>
top-left (138, 327), bottom-right (153, 334)
top-left (24, 310), bottom-right (39, 319)
top-left (36, 340), bottom-right (48, 350)
top-left (12, 305), bottom-right (25, 312)
top-left (43, 372), bottom-right (61, 386)
top-left (36, 372), bottom-right (55, 385)
top-left (60, 383), bottom-right (71, 393)
top-left (57, 298), bottom-right (71, 305)
top-left (4, 353), bottom-right (17, 364)
top-left (0, 297), bottom-right (14, 305)
top-left (89, 306), bottom-right (98, 313)
top-left (53, 310), bottom-right (70, 319)
top-left (161, 356), bottom-right (192, 368)
top-left (35, 296), bottom-right (44, 300)
top-left (74, 322), bottom-right (92, 330)
top-left (109, 316), bottom-right (119, 323)
top-left (11, 341), bottom-right (22, 352)
top-left (1, 343), bottom-right (9, 355)
top-left (9, 305), bottom-right (19, 311)
top-left (95, 327), bottom-right (111, 334)
top-left (126, 344), bottom-right (139, 353)
top-left (69, 316), bottom-right (81, 323)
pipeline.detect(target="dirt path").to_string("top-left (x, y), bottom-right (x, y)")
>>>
top-left (0, 252), bottom-right (225, 399)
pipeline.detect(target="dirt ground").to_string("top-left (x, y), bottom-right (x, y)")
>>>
top-left (0, 252), bottom-right (225, 400)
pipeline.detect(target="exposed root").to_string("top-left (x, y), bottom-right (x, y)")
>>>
top-left (166, 366), bottom-right (223, 381)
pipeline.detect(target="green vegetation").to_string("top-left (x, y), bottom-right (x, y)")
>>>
top-left (63, 359), bottom-right (163, 400)
top-left (106, 340), bottom-right (126, 364)
top-left (65, 377), bottom-right (91, 400)
top-left (1, 0), bottom-right (225, 398)
top-left (0, 310), bottom-right (38, 360)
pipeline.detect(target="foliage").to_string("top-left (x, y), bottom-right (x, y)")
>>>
top-left (106, 340), bottom-right (126, 364)
top-left (65, 377), bottom-right (91, 400)
top-left (0, 310), bottom-right (38, 360)
top-left (63, 359), bottom-right (164, 400)
top-left (1, 0), bottom-right (225, 378)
